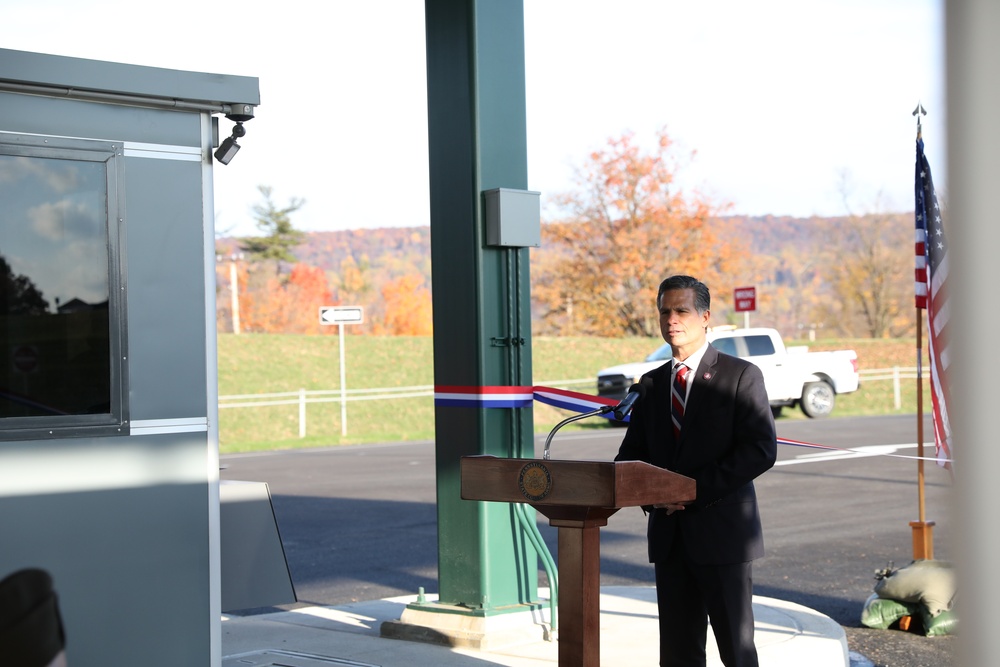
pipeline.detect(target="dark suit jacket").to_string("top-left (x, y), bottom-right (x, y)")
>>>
top-left (615, 345), bottom-right (777, 565)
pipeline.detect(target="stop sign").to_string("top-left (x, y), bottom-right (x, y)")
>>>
top-left (12, 345), bottom-right (39, 373)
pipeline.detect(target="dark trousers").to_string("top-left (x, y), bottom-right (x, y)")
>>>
top-left (654, 537), bottom-right (758, 667)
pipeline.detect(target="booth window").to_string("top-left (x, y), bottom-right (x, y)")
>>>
top-left (0, 134), bottom-right (128, 440)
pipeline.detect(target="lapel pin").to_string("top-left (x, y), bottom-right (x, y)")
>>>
top-left (703, 372), bottom-right (712, 380)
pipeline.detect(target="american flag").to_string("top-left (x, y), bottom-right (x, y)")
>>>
top-left (914, 138), bottom-right (952, 467)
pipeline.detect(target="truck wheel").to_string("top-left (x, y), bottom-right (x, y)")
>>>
top-left (800, 381), bottom-right (835, 418)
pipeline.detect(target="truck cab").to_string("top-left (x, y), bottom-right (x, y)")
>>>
top-left (707, 327), bottom-right (807, 406)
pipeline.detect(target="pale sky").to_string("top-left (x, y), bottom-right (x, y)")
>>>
top-left (2, 0), bottom-right (944, 238)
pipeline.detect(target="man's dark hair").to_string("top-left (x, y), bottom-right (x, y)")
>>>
top-left (657, 275), bottom-right (711, 313)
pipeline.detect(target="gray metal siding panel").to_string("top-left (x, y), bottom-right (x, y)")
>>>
top-left (0, 433), bottom-right (212, 667)
top-left (0, 91), bottom-right (201, 147)
top-left (125, 156), bottom-right (210, 420)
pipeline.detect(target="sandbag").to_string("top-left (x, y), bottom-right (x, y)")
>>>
top-left (860, 592), bottom-right (917, 630)
top-left (873, 559), bottom-right (956, 617)
top-left (921, 606), bottom-right (959, 637)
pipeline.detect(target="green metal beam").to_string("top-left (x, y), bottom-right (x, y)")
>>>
top-left (422, 0), bottom-right (540, 616)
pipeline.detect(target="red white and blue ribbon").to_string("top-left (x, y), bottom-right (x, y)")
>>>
top-left (532, 385), bottom-right (618, 417)
top-left (435, 384), bottom-right (621, 419)
top-left (433, 385), bottom-right (534, 409)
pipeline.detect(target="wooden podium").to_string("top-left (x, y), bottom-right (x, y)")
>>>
top-left (461, 455), bottom-right (696, 667)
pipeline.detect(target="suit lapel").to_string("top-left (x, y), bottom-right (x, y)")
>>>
top-left (683, 345), bottom-right (719, 425)
top-left (651, 363), bottom-right (676, 465)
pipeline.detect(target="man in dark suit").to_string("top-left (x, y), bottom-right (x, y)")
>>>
top-left (615, 275), bottom-right (777, 667)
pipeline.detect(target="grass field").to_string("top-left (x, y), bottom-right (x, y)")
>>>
top-left (217, 333), bottom-right (930, 453)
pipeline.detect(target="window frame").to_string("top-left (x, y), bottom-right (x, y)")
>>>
top-left (0, 132), bottom-right (129, 441)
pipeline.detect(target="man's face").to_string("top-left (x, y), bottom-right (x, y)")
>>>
top-left (658, 288), bottom-right (710, 358)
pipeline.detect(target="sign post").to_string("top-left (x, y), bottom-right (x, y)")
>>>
top-left (734, 286), bottom-right (757, 328)
top-left (320, 306), bottom-right (364, 436)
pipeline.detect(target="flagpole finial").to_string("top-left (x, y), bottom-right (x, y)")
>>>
top-left (913, 103), bottom-right (927, 139)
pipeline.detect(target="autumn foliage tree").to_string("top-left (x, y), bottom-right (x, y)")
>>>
top-left (332, 255), bottom-right (372, 309)
top-left (758, 239), bottom-right (829, 336)
top-left (822, 208), bottom-right (913, 338)
top-left (215, 186), bottom-right (339, 335)
top-left (375, 273), bottom-right (433, 336)
top-left (239, 263), bottom-right (333, 334)
top-left (533, 128), bottom-right (740, 337)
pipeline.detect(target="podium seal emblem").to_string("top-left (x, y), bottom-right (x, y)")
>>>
top-left (518, 461), bottom-right (552, 501)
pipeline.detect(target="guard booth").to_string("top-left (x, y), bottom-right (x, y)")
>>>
top-left (0, 49), bottom-right (259, 666)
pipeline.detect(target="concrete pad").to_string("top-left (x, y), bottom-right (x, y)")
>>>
top-left (222, 586), bottom-right (848, 667)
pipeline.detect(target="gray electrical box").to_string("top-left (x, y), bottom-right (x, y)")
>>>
top-left (484, 188), bottom-right (541, 247)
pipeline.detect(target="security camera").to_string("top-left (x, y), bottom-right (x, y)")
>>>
top-left (214, 121), bottom-right (245, 165)
top-left (214, 104), bottom-right (255, 165)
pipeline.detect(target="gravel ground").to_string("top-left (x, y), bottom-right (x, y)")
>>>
top-left (845, 625), bottom-right (956, 667)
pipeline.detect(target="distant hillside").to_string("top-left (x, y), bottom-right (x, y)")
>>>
top-left (295, 227), bottom-right (432, 277)
top-left (219, 214), bottom-right (862, 282)
top-left (217, 226), bottom-right (433, 307)
top-left (722, 213), bottom-right (854, 253)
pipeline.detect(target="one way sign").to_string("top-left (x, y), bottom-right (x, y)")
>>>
top-left (320, 306), bottom-right (364, 325)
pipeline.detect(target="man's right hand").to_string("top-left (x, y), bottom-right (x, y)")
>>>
top-left (655, 502), bottom-right (689, 515)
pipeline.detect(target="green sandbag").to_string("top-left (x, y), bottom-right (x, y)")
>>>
top-left (861, 593), bottom-right (918, 630)
top-left (873, 559), bottom-right (956, 617)
top-left (921, 606), bottom-right (959, 637)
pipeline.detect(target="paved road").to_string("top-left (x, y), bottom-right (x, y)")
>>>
top-left (220, 413), bottom-right (956, 666)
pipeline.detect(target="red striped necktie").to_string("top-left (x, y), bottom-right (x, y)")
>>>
top-left (671, 363), bottom-right (689, 439)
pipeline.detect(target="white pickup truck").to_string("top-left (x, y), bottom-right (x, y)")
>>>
top-left (595, 326), bottom-right (860, 418)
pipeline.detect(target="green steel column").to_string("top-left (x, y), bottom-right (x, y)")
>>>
top-left (424, 0), bottom-right (539, 614)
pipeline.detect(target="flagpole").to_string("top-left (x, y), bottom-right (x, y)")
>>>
top-left (911, 308), bottom-right (933, 559)
top-left (910, 103), bottom-right (934, 560)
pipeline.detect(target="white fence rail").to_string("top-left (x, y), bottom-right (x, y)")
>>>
top-left (219, 369), bottom-right (921, 439)
top-left (858, 366), bottom-right (924, 412)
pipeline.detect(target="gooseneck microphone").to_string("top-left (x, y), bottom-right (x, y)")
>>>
top-left (613, 377), bottom-right (652, 421)
top-left (542, 377), bottom-right (653, 460)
